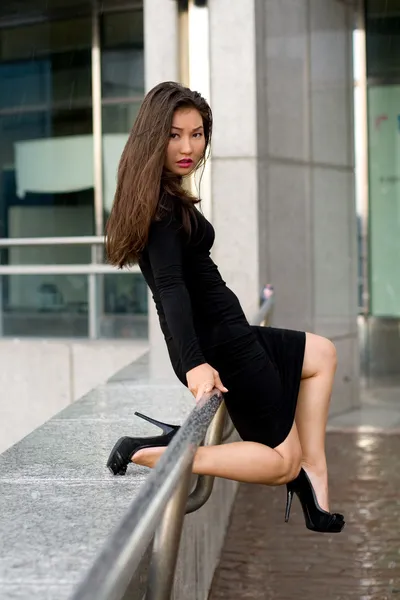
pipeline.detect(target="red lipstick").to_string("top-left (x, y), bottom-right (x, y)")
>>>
top-left (177, 158), bottom-right (193, 167)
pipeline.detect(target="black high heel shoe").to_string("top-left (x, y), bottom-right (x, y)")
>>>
top-left (107, 412), bottom-right (180, 476)
top-left (285, 468), bottom-right (345, 533)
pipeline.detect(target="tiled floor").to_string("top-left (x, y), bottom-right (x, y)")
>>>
top-left (208, 386), bottom-right (400, 600)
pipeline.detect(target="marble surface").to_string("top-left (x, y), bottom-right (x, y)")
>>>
top-left (0, 349), bottom-right (233, 600)
top-left (0, 353), bottom-right (199, 600)
top-left (0, 339), bottom-right (149, 455)
top-left (0, 481), bottom-right (143, 584)
top-left (72, 392), bottom-right (225, 600)
top-left (107, 352), bottom-right (149, 382)
top-left (0, 584), bottom-right (72, 600)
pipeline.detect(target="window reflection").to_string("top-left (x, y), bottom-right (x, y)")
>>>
top-left (0, 274), bottom-right (89, 337)
top-left (0, 4), bottom-right (147, 339)
top-left (101, 9), bottom-right (144, 100)
top-left (366, 0), bottom-right (400, 79)
top-left (99, 8), bottom-right (146, 340)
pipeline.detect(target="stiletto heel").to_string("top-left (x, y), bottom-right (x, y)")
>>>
top-left (284, 488), bottom-right (293, 523)
top-left (107, 413), bottom-right (180, 476)
top-left (284, 468), bottom-right (345, 533)
top-left (134, 411), bottom-right (180, 436)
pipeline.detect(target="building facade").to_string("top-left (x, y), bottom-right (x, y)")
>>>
top-left (0, 0), bottom-right (398, 450)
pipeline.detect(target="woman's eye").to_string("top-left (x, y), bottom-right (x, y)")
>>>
top-left (169, 132), bottom-right (202, 139)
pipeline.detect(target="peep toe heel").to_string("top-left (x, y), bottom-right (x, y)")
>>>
top-left (107, 412), bottom-right (180, 476)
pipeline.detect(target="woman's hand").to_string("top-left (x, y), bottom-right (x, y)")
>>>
top-left (186, 363), bottom-right (228, 403)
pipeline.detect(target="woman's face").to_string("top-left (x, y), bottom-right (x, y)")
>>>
top-left (165, 107), bottom-right (206, 176)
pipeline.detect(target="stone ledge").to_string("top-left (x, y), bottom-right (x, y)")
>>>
top-left (0, 354), bottom-right (238, 600)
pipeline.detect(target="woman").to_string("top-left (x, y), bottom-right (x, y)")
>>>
top-left (106, 81), bottom-right (345, 533)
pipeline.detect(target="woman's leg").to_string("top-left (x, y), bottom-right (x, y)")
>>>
top-left (132, 421), bottom-right (302, 486)
top-left (294, 332), bottom-right (337, 511)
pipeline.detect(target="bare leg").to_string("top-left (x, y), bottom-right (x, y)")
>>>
top-left (132, 421), bottom-right (302, 486)
top-left (295, 332), bottom-right (337, 511)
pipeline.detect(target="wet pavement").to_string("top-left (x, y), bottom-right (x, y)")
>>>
top-left (208, 431), bottom-right (400, 600)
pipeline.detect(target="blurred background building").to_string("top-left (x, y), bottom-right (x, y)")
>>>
top-left (0, 0), bottom-right (398, 451)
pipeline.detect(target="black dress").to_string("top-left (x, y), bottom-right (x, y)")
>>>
top-left (138, 205), bottom-right (306, 449)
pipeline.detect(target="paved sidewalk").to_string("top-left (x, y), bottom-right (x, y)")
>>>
top-left (208, 431), bottom-right (400, 600)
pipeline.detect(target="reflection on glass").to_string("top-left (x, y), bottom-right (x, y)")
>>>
top-left (368, 85), bottom-right (400, 317)
top-left (0, 14), bottom-right (94, 246)
top-left (98, 6), bottom-right (146, 341)
top-left (102, 103), bottom-right (142, 135)
top-left (102, 104), bottom-right (142, 217)
top-left (0, 274), bottom-right (88, 337)
top-left (0, 4), bottom-right (147, 341)
top-left (363, 0), bottom-right (400, 382)
top-left (101, 10), bottom-right (144, 99)
top-left (98, 273), bottom-right (148, 340)
top-left (366, 0), bottom-right (400, 79)
top-left (101, 9), bottom-right (144, 224)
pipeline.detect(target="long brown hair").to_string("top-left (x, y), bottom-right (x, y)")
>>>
top-left (105, 81), bottom-right (213, 267)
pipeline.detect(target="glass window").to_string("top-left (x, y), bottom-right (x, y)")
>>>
top-left (98, 273), bottom-right (148, 339)
top-left (366, 0), bottom-right (400, 79)
top-left (363, 0), bottom-right (400, 382)
top-left (366, 1), bottom-right (400, 317)
top-left (0, 273), bottom-right (89, 337)
top-left (367, 84), bottom-right (400, 317)
top-left (0, 3), bottom-right (147, 340)
top-left (99, 9), bottom-right (146, 338)
top-left (101, 10), bottom-right (144, 99)
top-left (0, 15), bottom-right (94, 248)
top-left (0, 13), bottom-right (94, 336)
top-left (101, 8), bottom-right (144, 224)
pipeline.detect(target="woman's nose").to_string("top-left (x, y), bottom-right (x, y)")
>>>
top-left (180, 136), bottom-right (193, 155)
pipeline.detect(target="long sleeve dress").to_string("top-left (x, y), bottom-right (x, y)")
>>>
top-left (138, 203), bottom-right (306, 449)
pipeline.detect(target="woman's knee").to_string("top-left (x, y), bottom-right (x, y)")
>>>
top-left (276, 449), bottom-right (302, 485)
top-left (322, 337), bottom-right (337, 367)
top-left (304, 333), bottom-right (337, 377)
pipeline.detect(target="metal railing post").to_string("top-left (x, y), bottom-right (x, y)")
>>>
top-left (145, 462), bottom-right (193, 600)
top-left (222, 412), bottom-right (235, 442)
top-left (185, 402), bottom-right (227, 514)
top-left (88, 244), bottom-right (99, 339)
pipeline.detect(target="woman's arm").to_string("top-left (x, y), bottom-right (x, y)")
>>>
top-left (147, 216), bottom-right (206, 373)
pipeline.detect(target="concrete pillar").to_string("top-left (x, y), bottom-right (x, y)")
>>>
top-left (254, 0), bottom-right (359, 413)
top-left (145, 0), bottom-right (359, 413)
top-left (209, 0), bottom-right (260, 319)
top-left (145, 0), bottom-right (179, 380)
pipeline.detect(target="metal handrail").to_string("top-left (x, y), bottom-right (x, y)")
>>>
top-left (71, 391), bottom-right (225, 600)
top-left (71, 291), bottom-right (275, 600)
top-left (0, 236), bottom-right (105, 246)
top-left (0, 236), bottom-right (138, 338)
top-left (222, 408), bottom-right (235, 442)
top-left (250, 290), bottom-right (275, 326)
top-left (0, 236), bottom-right (137, 275)
top-left (0, 264), bottom-right (139, 275)
top-left (185, 402), bottom-right (227, 514)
